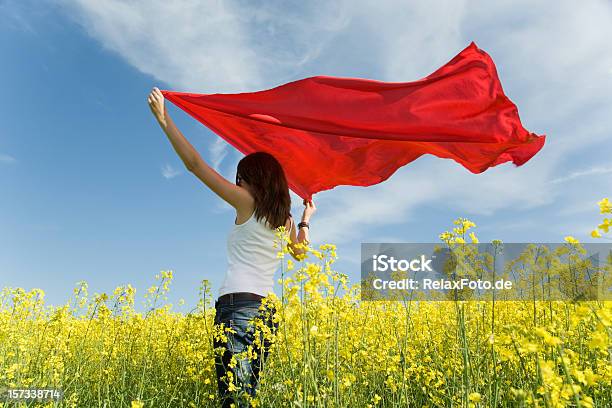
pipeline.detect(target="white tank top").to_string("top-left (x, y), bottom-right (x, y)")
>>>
top-left (218, 209), bottom-right (293, 299)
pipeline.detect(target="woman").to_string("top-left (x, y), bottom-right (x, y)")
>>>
top-left (147, 87), bottom-right (316, 407)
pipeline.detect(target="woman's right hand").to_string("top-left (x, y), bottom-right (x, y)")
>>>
top-left (302, 198), bottom-right (316, 221)
top-left (147, 87), bottom-right (167, 128)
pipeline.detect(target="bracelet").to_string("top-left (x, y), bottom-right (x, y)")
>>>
top-left (298, 221), bottom-right (310, 229)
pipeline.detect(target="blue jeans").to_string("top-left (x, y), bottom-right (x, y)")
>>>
top-left (214, 297), bottom-right (278, 408)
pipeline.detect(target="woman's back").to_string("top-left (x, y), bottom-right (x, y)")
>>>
top-left (218, 209), bottom-right (293, 298)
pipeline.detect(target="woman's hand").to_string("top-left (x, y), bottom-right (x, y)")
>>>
top-left (301, 198), bottom-right (316, 222)
top-left (147, 87), bottom-right (167, 128)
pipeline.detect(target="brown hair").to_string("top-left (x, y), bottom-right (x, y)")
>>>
top-left (236, 151), bottom-right (291, 230)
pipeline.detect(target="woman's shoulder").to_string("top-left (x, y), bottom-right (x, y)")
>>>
top-left (235, 199), bottom-right (256, 225)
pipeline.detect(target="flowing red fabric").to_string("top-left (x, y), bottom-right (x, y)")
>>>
top-left (161, 41), bottom-right (545, 201)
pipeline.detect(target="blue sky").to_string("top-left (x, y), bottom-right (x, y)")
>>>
top-left (1, 0), bottom-right (611, 313)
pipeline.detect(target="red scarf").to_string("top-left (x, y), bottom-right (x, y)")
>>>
top-left (161, 41), bottom-right (545, 201)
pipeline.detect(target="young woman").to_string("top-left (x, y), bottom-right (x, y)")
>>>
top-left (147, 87), bottom-right (316, 407)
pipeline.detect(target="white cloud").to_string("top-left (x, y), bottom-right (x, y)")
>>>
top-left (550, 165), bottom-right (612, 184)
top-left (59, 0), bottom-right (350, 93)
top-left (477, 219), bottom-right (539, 233)
top-left (556, 201), bottom-right (603, 217)
top-left (312, 153), bottom-right (556, 244)
top-left (0, 154), bottom-right (17, 164)
top-left (161, 163), bottom-right (181, 179)
top-left (553, 220), bottom-right (604, 240)
top-left (60, 0), bottom-right (261, 92)
top-left (351, 0), bottom-right (468, 81)
top-left (209, 138), bottom-right (229, 174)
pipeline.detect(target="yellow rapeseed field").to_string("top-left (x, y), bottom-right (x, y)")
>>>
top-left (1, 199), bottom-right (611, 407)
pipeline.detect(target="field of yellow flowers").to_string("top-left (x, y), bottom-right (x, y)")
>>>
top-left (1, 199), bottom-right (611, 407)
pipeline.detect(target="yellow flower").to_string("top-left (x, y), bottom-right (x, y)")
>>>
top-left (591, 229), bottom-right (602, 238)
top-left (587, 331), bottom-right (608, 351)
top-left (468, 392), bottom-right (482, 403)
top-left (469, 232), bottom-right (479, 243)
top-left (463, 220), bottom-right (476, 229)
top-left (583, 368), bottom-right (599, 386)
top-left (544, 335), bottom-right (562, 347)
top-left (439, 231), bottom-right (453, 241)
top-left (521, 342), bottom-right (540, 353)
top-left (228, 381), bottom-right (237, 392)
top-left (539, 360), bottom-right (557, 383)
top-left (596, 308), bottom-right (611, 327)
top-left (131, 400), bottom-right (144, 408)
top-left (582, 395), bottom-right (594, 408)
top-left (597, 198), bottom-right (611, 213)
top-left (510, 388), bottom-right (527, 399)
top-left (534, 327), bottom-right (549, 338)
top-left (564, 236), bottom-right (580, 244)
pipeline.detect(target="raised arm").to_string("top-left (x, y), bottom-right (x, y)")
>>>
top-left (147, 87), bottom-right (251, 210)
top-left (287, 199), bottom-right (316, 261)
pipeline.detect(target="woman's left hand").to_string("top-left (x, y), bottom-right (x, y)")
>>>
top-left (147, 87), bottom-right (167, 127)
